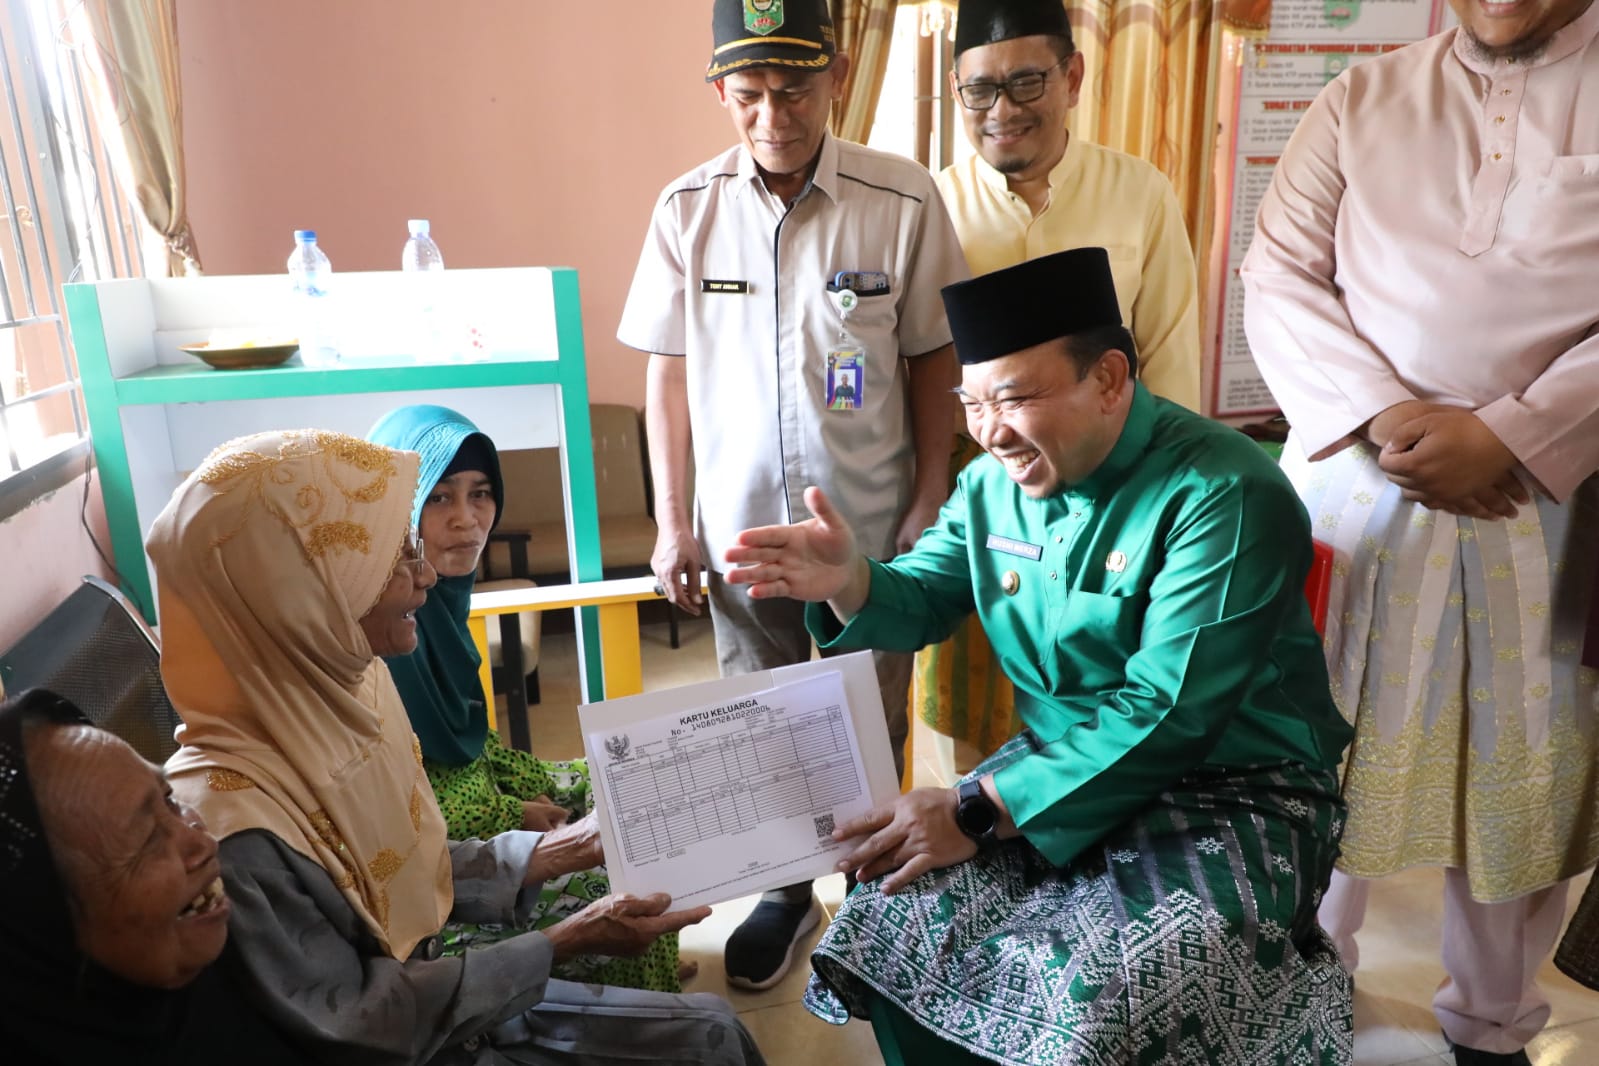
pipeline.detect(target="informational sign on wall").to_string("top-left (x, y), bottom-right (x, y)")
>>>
top-left (1210, 0), bottom-right (1446, 416)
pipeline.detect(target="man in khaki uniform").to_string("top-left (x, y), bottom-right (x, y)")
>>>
top-left (617, 0), bottom-right (968, 990)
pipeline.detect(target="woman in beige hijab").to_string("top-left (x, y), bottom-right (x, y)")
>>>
top-left (150, 429), bottom-right (763, 1066)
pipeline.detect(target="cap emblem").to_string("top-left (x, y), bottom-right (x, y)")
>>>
top-left (745, 0), bottom-right (785, 34)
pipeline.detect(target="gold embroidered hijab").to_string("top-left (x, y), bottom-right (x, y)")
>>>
top-left (153, 430), bottom-right (452, 960)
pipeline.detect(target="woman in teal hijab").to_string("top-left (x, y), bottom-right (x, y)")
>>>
top-left (369, 404), bottom-right (686, 992)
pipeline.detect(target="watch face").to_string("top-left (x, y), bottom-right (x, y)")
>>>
top-left (957, 791), bottom-right (997, 837)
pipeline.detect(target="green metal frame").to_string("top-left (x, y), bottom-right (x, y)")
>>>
top-left (67, 268), bottom-right (609, 700)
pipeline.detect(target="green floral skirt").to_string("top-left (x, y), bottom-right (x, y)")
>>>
top-left (431, 732), bottom-right (682, 992)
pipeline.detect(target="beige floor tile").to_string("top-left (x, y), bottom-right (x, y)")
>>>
top-left (736, 1001), bottom-right (884, 1066)
top-left (815, 870), bottom-right (851, 920)
top-left (1526, 1017), bottom-right (1599, 1064)
top-left (496, 616), bottom-right (719, 761)
top-left (1540, 957), bottom-right (1599, 1033)
top-left (1354, 990), bottom-right (1450, 1065)
top-left (1345, 866), bottom-right (1599, 1048)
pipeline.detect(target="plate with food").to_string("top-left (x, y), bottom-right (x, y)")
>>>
top-left (180, 331), bottom-right (300, 370)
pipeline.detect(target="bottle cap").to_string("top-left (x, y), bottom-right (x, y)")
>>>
top-left (294, 229), bottom-right (317, 242)
top-left (407, 219), bottom-right (430, 236)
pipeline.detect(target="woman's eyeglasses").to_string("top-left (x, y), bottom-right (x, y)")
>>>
top-left (955, 56), bottom-right (1070, 111)
top-left (401, 529), bottom-right (428, 575)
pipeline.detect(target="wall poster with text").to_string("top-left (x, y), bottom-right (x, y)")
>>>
top-left (1209, 0), bottom-right (1449, 416)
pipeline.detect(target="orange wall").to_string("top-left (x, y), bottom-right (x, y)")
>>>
top-left (5, 4), bottom-right (731, 648)
top-left (177, 0), bottom-right (734, 407)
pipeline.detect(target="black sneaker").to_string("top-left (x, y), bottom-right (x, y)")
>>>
top-left (724, 897), bottom-right (821, 991)
top-left (1445, 1035), bottom-right (1532, 1065)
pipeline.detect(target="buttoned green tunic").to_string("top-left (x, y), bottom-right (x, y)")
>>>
top-left (803, 384), bottom-right (1357, 1064)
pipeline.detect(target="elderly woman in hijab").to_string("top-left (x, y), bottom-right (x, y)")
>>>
top-left (148, 429), bottom-right (762, 1065)
top-left (0, 688), bottom-right (304, 1065)
top-left (367, 404), bottom-right (687, 991)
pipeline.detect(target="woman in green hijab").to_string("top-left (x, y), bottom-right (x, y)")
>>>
top-left (369, 404), bottom-right (686, 992)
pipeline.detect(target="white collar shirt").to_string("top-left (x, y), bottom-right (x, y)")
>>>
top-left (619, 133), bottom-right (969, 563)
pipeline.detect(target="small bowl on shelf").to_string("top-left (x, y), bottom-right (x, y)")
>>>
top-left (180, 340), bottom-right (300, 371)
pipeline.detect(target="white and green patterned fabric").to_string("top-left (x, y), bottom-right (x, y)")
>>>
top-left (805, 735), bottom-right (1355, 1065)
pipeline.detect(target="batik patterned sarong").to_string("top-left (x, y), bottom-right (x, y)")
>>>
top-left (1284, 442), bottom-right (1599, 901)
top-left (804, 734), bottom-right (1355, 1065)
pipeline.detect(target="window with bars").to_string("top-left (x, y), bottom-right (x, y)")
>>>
top-left (0, 0), bottom-right (144, 506)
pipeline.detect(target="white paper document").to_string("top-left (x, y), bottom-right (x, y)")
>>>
top-left (579, 650), bottom-right (899, 909)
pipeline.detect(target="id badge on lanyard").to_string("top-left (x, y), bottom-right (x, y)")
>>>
top-left (826, 287), bottom-right (864, 412)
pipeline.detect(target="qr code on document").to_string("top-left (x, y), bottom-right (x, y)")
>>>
top-left (814, 813), bottom-right (836, 839)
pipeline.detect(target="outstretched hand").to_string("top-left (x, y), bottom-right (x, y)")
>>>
top-left (724, 487), bottom-right (869, 615)
top-left (542, 893), bottom-right (711, 962)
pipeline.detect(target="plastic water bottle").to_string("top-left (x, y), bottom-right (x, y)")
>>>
top-left (400, 219), bottom-right (444, 272)
top-left (287, 230), bottom-right (339, 366)
top-left (400, 220), bottom-right (453, 360)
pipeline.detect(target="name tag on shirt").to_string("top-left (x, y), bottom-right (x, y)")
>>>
top-left (986, 534), bottom-right (1043, 561)
top-left (700, 279), bottom-right (749, 294)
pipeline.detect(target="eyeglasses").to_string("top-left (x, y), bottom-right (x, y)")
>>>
top-left (955, 56), bottom-right (1070, 111)
top-left (400, 528), bottom-right (428, 575)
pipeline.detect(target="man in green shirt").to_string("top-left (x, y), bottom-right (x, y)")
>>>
top-left (724, 248), bottom-right (1355, 1064)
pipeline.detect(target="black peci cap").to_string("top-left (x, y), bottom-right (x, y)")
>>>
top-left (941, 248), bottom-right (1122, 365)
top-left (953, 0), bottom-right (1075, 57)
top-left (707, 0), bottom-right (837, 82)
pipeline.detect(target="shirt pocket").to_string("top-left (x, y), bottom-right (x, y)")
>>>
top-left (845, 289), bottom-right (898, 332)
top-left (1509, 155), bottom-right (1599, 266)
top-left (1542, 154), bottom-right (1599, 182)
top-left (1055, 589), bottom-right (1149, 694)
top-left (839, 289), bottom-right (900, 388)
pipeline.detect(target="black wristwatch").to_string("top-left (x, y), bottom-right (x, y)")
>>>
top-left (954, 778), bottom-right (999, 846)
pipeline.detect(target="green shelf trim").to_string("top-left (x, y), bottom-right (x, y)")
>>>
top-left (114, 355), bottom-right (563, 406)
top-left (68, 284), bottom-right (157, 621)
top-left (549, 269), bottom-right (607, 701)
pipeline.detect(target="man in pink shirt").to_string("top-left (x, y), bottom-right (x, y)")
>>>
top-left (1242, 1), bottom-right (1599, 1063)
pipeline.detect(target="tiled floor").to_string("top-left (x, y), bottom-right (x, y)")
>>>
top-left (508, 615), bottom-right (1599, 1065)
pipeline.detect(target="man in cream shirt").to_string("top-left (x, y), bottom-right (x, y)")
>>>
top-left (911, 0), bottom-right (1201, 789)
top-left (935, 0), bottom-right (1200, 409)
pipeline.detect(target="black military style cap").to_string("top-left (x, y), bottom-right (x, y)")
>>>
top-left (706, 0), bottom-right (837, 82)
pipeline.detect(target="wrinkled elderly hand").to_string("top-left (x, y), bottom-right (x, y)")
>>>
top-left (524, 811), bottom-right (603, 885)
top-left (542, 893), bottom-right (711, 962)
top-left (520, 796), bottom-right (569, 833)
